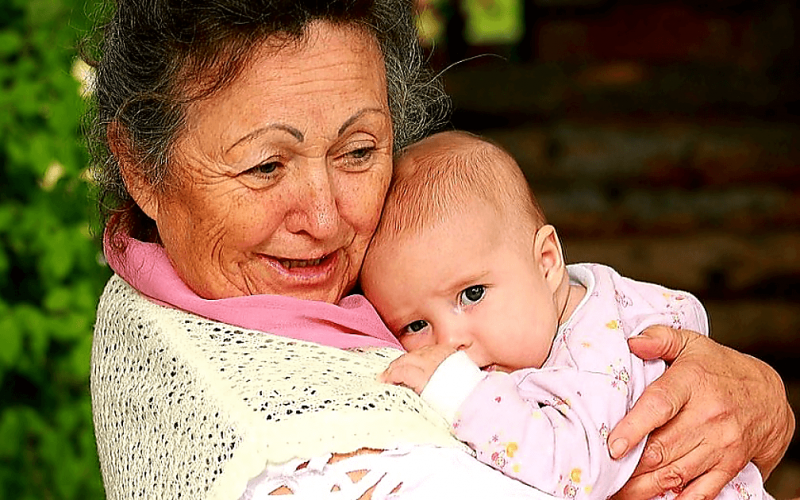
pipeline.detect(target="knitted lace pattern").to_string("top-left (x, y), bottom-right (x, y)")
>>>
top-left (91, 275), bottom-right (466, 500)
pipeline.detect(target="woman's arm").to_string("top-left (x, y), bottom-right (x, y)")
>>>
top-left (608, 326), bottom-right (795, 500)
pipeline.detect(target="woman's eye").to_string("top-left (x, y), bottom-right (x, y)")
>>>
top-left (403, 320), bottom-right (429, 335)
top-left (459, 285), bottom-right (485, 306)
top-left (339, 145), bottom-right (375, 169)
top-left (245, 161), bottom-right (281, 177)
top-left (349, 147), bottom-right (372, 159)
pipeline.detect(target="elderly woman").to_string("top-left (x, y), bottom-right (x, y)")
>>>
top-left (88, 0), bottom-right (794, 499)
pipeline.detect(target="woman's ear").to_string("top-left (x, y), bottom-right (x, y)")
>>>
top-left (107, 121), bottom-right (159, 220)
top-left (532, 224), bottom-right (566, 292)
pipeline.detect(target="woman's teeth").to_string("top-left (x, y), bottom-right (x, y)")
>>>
top-left (279, 257), bottom-right (324, 269)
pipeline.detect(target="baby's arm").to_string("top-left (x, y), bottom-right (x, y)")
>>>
top-left (422, 352), bottom-right (639, 499)
top-left (382, 347), bottom-right (637, 498)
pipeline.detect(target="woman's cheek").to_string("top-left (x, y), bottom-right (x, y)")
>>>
top-left (226, 188), bottom-right (284, 247)
top-left (365, 167), bottom-right (393, 225)
top-left (339, 172), bottom-right (387, 234)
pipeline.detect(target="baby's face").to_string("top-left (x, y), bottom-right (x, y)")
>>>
top-left (361, 202), bottom-right (560, 372)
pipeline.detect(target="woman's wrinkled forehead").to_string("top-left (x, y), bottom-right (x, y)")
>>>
top-left (174, 22), bottom-right (390, 157)
top-left (171, 22), bottom-right (389, 156)
top-left (177, 21), bottom-right (382, 105)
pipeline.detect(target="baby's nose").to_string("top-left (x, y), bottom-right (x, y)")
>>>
top-left (435, 325), bottom-right (472, 351)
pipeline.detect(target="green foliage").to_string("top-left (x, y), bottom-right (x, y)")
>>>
top-left (0, 0), bottom-right (110, 497)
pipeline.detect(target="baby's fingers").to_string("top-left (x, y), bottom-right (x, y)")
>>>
top-left (380, 358), bottom-right (429, 394)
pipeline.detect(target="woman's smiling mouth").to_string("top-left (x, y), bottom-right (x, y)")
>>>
top-left (279, 257), bottom-right (325, 269)
top-left (264, 252), bottom-right (340, 281)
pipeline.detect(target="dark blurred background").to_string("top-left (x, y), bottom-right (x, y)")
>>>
top-left (417, 0), bottom-right (799, 496)
top-left (0, 0), bottom-right (796, 498)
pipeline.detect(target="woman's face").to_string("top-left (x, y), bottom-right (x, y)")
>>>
top-left (142, 22), bottom-right (393, 302)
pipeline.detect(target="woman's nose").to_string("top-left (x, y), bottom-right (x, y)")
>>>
top-left (285, 165), bottom-right (341, 239)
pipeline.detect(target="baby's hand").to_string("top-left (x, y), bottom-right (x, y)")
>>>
top-left (379, 345), bottom-right (458, 394)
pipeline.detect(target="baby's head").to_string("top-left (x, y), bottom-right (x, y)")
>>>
top-left (361, 131), bottom-right (571, 372)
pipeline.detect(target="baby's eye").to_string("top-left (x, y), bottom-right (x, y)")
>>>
top-left (459, 285), bottom-right (486, 306)
top-left (402, 320), bottom-right (429, 335)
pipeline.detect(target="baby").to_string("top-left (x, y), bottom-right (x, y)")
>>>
top-left (360, 131), bottom-right (770, 500)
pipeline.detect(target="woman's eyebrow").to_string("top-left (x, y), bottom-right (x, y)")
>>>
top-left (337, 107), bottom-right (387, 136)
top-left (225, 107), bottom-right (386, 155)
top-left (226, 123), bottom-right (304, 153)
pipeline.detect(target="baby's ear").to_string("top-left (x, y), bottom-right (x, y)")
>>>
top-left (108, 121), bottom-right (159, 220)
top-left (533, 225), bottom-right (565, 291)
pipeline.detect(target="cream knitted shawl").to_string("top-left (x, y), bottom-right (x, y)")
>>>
top-left (91, 275), bottom-right (466, 500)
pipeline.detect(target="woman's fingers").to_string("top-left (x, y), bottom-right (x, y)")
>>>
top-left (614, 442), bottom-right (733, 500)
top-left (608, 377), bottom-right (687, 460)
top-left (626, 325), bottom-right (690, 362)
top-left (677, 469), bottom-right (738, 500)
top-left (612, 324), bottom-right (794, 500)
top-left (627, 357), bottom-right (746, 476)
top-left (608, 326), bottom-right (692, 460)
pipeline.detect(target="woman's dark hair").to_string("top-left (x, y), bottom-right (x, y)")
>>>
top-left (85, 0), bottom-right (450, 243)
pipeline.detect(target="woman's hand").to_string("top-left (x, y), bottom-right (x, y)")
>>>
top-left (608, 326), bottom-right (794, 500)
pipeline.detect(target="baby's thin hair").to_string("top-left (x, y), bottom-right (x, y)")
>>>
top-left (375, 131), bottom-right (546, 242)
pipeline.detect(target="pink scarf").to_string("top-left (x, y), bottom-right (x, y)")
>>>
top-left (104, 233), bottom-right (403, 350)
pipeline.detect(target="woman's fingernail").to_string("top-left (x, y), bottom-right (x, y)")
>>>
top-left (609, 438), bottom-right (628, 458)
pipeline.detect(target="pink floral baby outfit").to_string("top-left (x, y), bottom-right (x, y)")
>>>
top-left (420, 263), bottom-right (771, 500)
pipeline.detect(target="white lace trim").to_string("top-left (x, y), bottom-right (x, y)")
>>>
top-left (91, 275), bottom-right (466, 500)
top-left (242, 446), bottom-right (558, 500)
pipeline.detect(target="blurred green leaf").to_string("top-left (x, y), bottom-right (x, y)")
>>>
top-left (0, 31), bottom-right (23, 57)
top-left (43, 286), bottom-right (72, 313)
top-left (40, 228), bottom-right (76, 280)
top-left (0, 408), bottom-right (24, 457)
top-left (0, 0), bottom-right (110, 497)
top-left (0, 316), bottom-right (22, 368)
